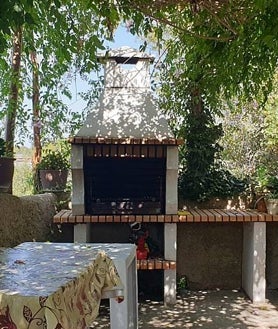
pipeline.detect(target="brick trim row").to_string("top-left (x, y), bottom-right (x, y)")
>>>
top-left (137, 259), bottom-right (176, 270)
top-left (69, 136), bottom-right (184, 145)
top-left (54, 209), bottom-right (278, 223)
top-left (53, 210), bottom-right (179, 223)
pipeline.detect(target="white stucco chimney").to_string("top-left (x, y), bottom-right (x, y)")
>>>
top-left (76, 46), bottom-right (173, 140)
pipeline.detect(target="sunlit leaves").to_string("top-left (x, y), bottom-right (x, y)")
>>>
top-left (1, 0), bottom-right (278, 149)
top-left (0, 0), bottom-right (136, 145)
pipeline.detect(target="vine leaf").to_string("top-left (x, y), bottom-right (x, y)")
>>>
top-left (23, 305), bottom-right (32, 323)
top-left (39, 296), bottom-right (48, 307)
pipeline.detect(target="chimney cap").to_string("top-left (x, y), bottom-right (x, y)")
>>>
top-left (97, 46), bottom-right (155, 64)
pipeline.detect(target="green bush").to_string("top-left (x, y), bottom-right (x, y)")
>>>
top-left (179, 168), bottom-right (246, 202)
top-left (37, 150), bottom-right (70, 170)
top-left (13, 163), bottom-right (34, 197)
top-left (178, 103), bottom-right (246, 202)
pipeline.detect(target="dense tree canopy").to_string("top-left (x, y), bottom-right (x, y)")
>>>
top-left (0, 0), bottom-right (121, 146)
top-left (0, 1), bottom-right (276, 103)
top-left (1, 0), bottom-right (278, 200)
top-left (1, 1), bottom-right (278, 126)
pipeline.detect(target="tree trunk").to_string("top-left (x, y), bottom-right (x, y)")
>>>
top-left (30, 49), bottom-right (42, 193)
top-left (190, 87), bottom-right (203, 116)
top-left (31, 50), bottom-right (41, 167)
top-left (5, 27), bottom-right (23, 194)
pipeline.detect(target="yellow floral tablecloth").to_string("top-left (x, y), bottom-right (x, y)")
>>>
top-left (0, 242), bottom-right (123, 329)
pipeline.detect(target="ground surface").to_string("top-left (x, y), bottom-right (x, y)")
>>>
top-left (92, 289), bottom-right (278, 329)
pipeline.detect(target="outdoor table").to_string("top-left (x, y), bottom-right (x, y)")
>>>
top-left (0, 242), bottom-right (138, 329)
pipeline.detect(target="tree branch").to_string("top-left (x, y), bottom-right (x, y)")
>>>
top-left (130, 3), bottom-right (235, 42)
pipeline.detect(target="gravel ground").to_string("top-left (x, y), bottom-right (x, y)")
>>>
top-left (92, 289), bottom-right (278, 328)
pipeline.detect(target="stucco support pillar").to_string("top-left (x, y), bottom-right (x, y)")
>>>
top-left (71, 144), bottom-right (85, 216)
top-left (74, 223), bottom-right (90, 243)
top-left (164, 146), bottom-right (178, 304)
top-left (164, 223), bottom-right (177, 304)
top-left (242, 222), bottom-right (266, 303)
top-left (165, 146), bottom-right (178, 215)
top-left (71, 144), bottom-right (90, 242)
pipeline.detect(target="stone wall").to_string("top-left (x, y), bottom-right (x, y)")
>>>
top-left (179, 196), bottom-right (250, 211)
top-left (0, 193), bottom-right (57, 247)
top-left (177, 223), bottom-right (243, 290)
top-left (177, 222), bottom-right (278, 290)
top-left (266, 223), bottom-right (278, 289)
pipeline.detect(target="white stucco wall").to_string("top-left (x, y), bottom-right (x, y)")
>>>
top-left (77, 47), bottom-right (173, 140)
top-left (242, 222), bottom-right (266, 302)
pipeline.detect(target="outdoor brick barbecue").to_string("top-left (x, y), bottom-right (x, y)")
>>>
top-left (70, 47), bottom-right (181, 218)
top-left (68, 47), bottom-right (181, 304)
top-left (54, 47), bottom-right (275, 304)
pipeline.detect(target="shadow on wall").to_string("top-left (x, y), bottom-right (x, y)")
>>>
top-left (0, 193), bottom-right (58, 247)
top-left (177, 223), bottom-right (243, 290)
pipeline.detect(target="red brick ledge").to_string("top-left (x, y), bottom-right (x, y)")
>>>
top-left (69, 136), bottom-right (184, 145)
top-left (53, 210), bottom-right (179, 224)
top-left (178, 208), bottom-right (278, 222)
top-left (54, 209), bottom-right (278, 224)
top-left (137, 259), bottom-right (176, 270)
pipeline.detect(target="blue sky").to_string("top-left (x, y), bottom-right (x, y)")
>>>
top-left (106, 23), bottom-right (143, 49)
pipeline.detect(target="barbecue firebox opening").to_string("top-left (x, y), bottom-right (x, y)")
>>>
top-left (84, 157), bottom-right (166, 215)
